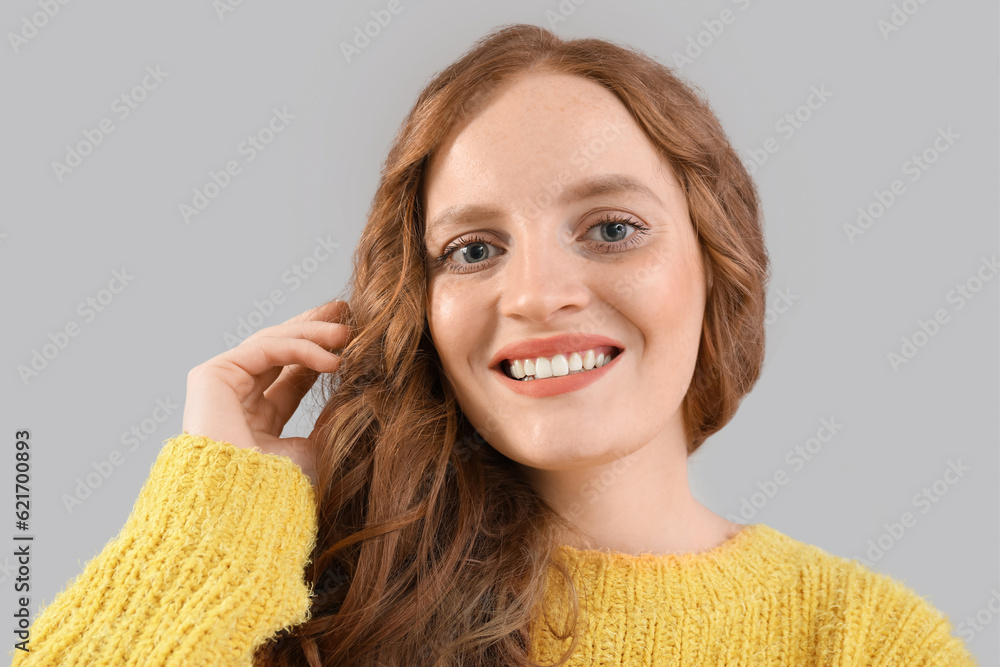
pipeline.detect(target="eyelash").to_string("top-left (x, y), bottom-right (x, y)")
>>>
top-left (432, 213), bottom-right (650, 274)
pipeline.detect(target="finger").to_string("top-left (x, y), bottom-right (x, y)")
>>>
top-left (244, 321), bottom-right (352, 390)
top-left (224, 337), bottom-right (342, 386)
top-left (244, 302), bottom-right (352, 349)
top-left (263, 361), bottom-right (331, 425)
top-left (260, 321), bottom-right (351, 421)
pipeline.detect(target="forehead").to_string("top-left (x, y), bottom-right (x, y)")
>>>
top-left (423, 72), bottom-right (680, 234)
top-left (426, 72), bottom-right (642, 186)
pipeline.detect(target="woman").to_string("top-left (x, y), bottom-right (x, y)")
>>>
top-left (13, 23), bottom-right (977, 667)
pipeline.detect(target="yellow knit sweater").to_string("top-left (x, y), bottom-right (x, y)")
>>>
top-left (9, 434), bottom-right (978, 666)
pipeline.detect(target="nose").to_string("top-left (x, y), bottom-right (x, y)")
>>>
top-left (497, 231), bottom-right (590, 323)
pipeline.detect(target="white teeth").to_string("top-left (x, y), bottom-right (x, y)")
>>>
top-left (504, 347), bottom-right (618, 381)
top-left (550, 354), bottom-right (569, 377)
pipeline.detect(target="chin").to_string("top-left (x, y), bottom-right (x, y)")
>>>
top-left (492, 432), bottom-right (637, 472)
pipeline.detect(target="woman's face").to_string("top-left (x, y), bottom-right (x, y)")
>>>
top-left (423, 71), bottom-right (707, 472)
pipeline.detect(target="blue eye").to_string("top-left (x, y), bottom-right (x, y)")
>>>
top-left (585, 213), bottom-right (647, 248)
top-left (432, 213), bottom-right (649, 274)
top-left (441, 236), bottom-right (499, 269)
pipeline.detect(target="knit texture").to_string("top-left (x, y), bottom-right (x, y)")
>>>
top-left (11, 434), bottom-right (318, 667)
top-left (10, 434), bottom-right (978, 666)
top-left (530, 525), bottom-right (979, 666)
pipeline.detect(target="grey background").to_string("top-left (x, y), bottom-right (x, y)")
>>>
top-left (2, 0), bottom-right (997, 664)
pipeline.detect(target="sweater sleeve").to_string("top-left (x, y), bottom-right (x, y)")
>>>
top-left (843, 563), bottom-right (980, 667)
top-left (9, 433), bottom-right (319, 667)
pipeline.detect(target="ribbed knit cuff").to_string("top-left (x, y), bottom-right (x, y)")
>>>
top-left (12, 433), bottom-right (319, 667)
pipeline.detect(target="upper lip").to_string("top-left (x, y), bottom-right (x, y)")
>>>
top-left (489, 333), bottom-right (625, 369)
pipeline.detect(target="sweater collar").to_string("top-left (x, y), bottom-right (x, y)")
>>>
top-left (551, 523), bottom-right (778, 577)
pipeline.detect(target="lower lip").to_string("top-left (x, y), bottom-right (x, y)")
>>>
top-left (492, 351), bottom-right (623, 398)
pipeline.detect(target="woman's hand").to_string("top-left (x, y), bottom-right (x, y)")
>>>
top-left (182, 299), bottom-right (352, 487)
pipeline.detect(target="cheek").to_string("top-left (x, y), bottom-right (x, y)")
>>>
top-left (426, 283), bottom-right (450, 353)
top-left (426, 280), bottom-right (470, 372)
top-left (625, 248), bottom-right (706, 370)
top-left (671, 261), bottom-right (707, 343)
top-left (620, 258), bottom-right (705, 432)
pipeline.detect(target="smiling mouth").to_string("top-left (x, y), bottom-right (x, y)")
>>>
top-left (499, 347), bottom-right (622, 381)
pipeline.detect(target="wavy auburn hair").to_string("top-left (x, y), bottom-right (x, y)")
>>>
top-left (254, 22), bottom-right (769, 667)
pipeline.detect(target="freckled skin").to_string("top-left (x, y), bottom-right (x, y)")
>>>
top-left (422, 72), bottom-right (740, 555)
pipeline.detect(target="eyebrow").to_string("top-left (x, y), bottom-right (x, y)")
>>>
top-left (425, 173), bottom-right (664, 239)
